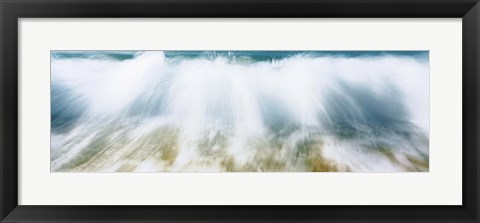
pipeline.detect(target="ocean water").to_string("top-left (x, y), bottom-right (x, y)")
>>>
top-left (51, 51), bottom-right (429, 172)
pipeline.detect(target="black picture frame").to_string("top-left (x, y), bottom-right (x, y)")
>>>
top-left (1, 0), bottom-right (479, 222)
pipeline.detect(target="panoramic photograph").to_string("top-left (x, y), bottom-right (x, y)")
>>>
top-left (51, 50), bottom-right (429, 172)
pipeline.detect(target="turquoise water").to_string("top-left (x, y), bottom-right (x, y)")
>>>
top-left (51, 50), bottom-right (429, 62)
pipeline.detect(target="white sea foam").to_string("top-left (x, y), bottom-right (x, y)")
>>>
top-left (50, 51), bottom-right (429, 172)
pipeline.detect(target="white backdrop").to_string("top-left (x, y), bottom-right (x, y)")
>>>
top-left (19, 18), bottom-right (462, 205)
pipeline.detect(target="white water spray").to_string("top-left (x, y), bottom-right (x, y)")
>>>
top-left (51, 51), bottom-right (429, 172)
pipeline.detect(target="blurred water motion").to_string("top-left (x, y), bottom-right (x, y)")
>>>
top-left (51, 51), bottom-right (429, 172)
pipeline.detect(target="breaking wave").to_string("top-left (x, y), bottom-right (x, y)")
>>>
top-left (51, 51), bottom-right (429, 172)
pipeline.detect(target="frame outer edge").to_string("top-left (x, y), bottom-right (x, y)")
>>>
top-left (0, 0), bottom-right (6, 221)
top-left (0, 0), bottom-right (3, 220)
top-left (1, 0), bottom-right (480, 222)
top-left (476, 3), bottom-right (479, 221)
top-left (1, 0), bottom-right (19, 222)
top-left (463, 2), bottom-right (480, 222)
top-left (473, 2), bottom-right (479, 222)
